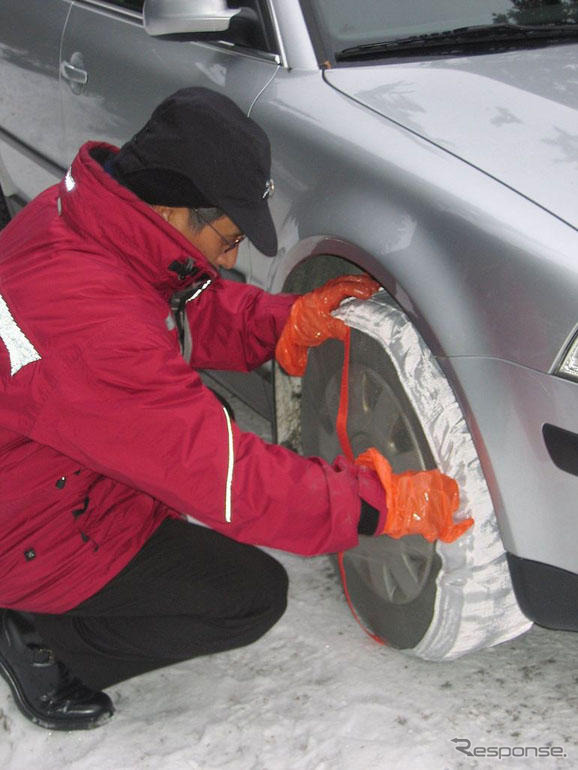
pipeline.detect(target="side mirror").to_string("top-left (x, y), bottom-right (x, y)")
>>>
top-left (143, 0), bottom-right (241, 37)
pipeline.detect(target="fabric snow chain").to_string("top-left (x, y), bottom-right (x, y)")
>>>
top-left (331, 293), bottom-right (531, 660)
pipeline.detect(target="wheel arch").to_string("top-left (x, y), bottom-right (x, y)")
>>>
top-left (271, 241), bottom-right (472, 453)
top-left (271, 241), bottom-right (503, 548)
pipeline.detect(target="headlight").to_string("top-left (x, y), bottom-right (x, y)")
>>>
top-left (557, 333), bottom-right (578, 382)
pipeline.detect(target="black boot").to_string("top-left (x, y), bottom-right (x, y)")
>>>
top-left (0, 609), bottom-right (114, 730)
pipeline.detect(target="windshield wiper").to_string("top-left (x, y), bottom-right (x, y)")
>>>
top-left (336, 23), bottom-right (578, 62)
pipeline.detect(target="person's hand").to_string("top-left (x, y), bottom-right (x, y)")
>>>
top-left (357, 447), bottom-right (473, 543)
top-left (275, 275), bottom-right (380, 376)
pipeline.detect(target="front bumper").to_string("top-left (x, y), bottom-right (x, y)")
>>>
top-left (448, 356), bottom-right (578, 576)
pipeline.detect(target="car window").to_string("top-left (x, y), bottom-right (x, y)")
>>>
top-left (302, 0), bottom-right (578, 59)
top-left (227, 0), bottom-right (279, 54)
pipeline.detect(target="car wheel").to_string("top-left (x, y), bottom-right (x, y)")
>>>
top-left (301, 289), bottom-right (531, 660)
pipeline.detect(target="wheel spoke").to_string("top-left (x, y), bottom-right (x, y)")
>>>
top-left (381, 545), bottom-right (428, 601)
top-left (348, 366), bottom-right (400, 455)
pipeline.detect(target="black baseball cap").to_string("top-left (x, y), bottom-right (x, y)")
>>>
top-left (112, 87), bottom-right (277, 256)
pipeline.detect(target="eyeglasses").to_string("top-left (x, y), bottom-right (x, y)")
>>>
top-left (193, 209), bottom-right (245, 253)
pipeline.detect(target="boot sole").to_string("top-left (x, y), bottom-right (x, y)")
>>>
top-left (0, 655), bottom-right (114, 730)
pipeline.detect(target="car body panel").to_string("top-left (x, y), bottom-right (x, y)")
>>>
top-left (0, 0), bottom-right (70, 197)
top-left (61, 2), bottom-right (280, 153)
top-left (266, 0), bottom-right (316, 69)
top-left (250, 67), bottom-right (578, 374)
top-left (324, 45), bottom-right (578, 230)
top-left (448, 356), bottom-right (578, 574)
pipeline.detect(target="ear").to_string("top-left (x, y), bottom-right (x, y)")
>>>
top-left (150, 204), bottom-right (173, 223)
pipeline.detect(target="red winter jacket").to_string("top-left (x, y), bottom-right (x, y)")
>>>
top-left (0, 142), bottom-right (383, 613)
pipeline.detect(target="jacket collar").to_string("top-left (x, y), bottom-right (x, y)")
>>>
top-left (58, 142), bottom-right (219, 298)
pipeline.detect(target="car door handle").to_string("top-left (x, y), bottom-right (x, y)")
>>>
top-left (60, 60), bottom-right (88, 85)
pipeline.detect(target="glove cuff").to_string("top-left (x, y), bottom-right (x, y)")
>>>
top-left (358, 499), bottom-right (380, 535)
top-left (357, 465), bottom-right (388, 535)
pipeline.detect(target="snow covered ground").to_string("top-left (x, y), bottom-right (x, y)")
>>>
top-left (1, 387), bottom-right (576, 770)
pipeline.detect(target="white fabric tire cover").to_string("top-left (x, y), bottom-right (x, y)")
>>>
top-left (334, 291), bottom-right (532, 660)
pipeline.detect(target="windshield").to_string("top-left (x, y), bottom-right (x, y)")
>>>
top-left (303, 0), bottom-right (578, 60)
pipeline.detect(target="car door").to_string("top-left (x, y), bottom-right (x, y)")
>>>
top-left (60, 0), bottom-right (281, 277)
top-left (60, 0), bottom-right (282, 414)
top-left (0, 0), bottom-right (70, 200)
top-left (60, 1), bottom-right (281, 138)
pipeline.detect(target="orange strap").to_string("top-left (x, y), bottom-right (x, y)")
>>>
top-left (336, 326), bottom-right (354, 464)
top-left (335, 328), bottom-right (386, 645)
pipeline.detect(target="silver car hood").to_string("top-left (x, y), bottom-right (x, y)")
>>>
top-left (325, 45), bottom-right (578, 229)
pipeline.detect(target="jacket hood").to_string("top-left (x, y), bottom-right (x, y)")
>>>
top-left (325, 44), bottom-right (578, 229)
top-left (59, 142), bottom-right (219, 298)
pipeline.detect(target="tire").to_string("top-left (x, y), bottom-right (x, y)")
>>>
top-left (301, 290), bottom-right (531, 660)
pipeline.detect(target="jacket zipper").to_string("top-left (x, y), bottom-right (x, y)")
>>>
top-left (169, 275), bottom-right (232, 520)
top-left (222, 405), bottom-right (234, 522)
top-left (169, 276), bottom-right (212, 364)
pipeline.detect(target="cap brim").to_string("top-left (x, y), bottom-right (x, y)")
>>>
top-left (226, 200), bottom-right (278, 257)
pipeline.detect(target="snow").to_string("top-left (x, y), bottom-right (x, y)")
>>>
top-left (1, 387), bottom-right (576, 770)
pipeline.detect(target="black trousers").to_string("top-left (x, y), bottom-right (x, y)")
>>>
top-left (32, 519), bottom-right (288, 691)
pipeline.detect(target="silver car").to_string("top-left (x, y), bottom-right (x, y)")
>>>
top-left (0, 0), bottom-right (577, 659)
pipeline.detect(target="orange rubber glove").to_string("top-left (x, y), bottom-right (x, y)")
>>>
top-left (275, 275), bottom-right (380, 376)
top-left (356, 447), bottom-right (473, 543)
